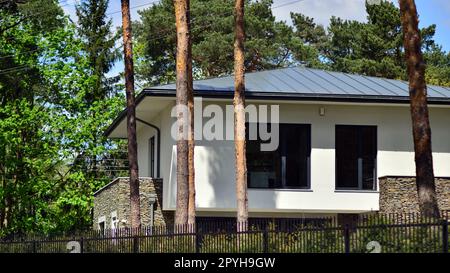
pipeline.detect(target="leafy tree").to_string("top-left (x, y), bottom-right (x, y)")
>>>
top-left (0, 0), bottom-right (126, 235)
top-left (0, 0), bottom-right (68, 234)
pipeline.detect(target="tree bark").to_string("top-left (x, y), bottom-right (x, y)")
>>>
top-left (398, 0), bottom-right (440, 218)
top-left (234, 0), bottom-right (248, 232)
top-left (187, 12), bottom-right (196, 226)
top-left (121, 0), bottom-right (141, 229)
top-left (174, 0), bottom-right (191, 226)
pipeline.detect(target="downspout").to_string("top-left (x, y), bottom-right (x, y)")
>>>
top-left (136, 118), bottom-right (161, 178)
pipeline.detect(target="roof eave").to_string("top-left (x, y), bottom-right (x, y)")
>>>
top-left (103, 88), bottom-right (450, 138)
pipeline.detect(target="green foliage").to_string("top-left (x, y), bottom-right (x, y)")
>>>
top-left (1, 217), bottom-right (447, 253)
top-left (1, 0), bottom-right (449, 236)
top-left (134, 0), bottom-right (320, 85)
top-left (319, 1), bottom-right (438, 79)
top-left (424, 45), bottom-right (450, 87)
top-left (0, 100), bottom-right (59, 234)
top-left (75, 0), bottom-right (120, 102)
top-left (0, 0), bottom-right (126, 235)
top-left (323, 1), bottom-right (405, 78)
top-left (135, 0), bottom-right (448, 85)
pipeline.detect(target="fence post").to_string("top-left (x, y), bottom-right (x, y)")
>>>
top-left (443, 220), bottom-right (448, 254)
top-left (344, 224), bottom-right (350, 254)
top-left (195, 225), bottom-right (201, 253)
top-left (263, 226), bottom-right (269, 253)
top-left (32, 241), bottom-right (37, 253)
top-left (133, 236), bottom-right (139, 253)
top-left (80, 237), bottom-right (84, 254)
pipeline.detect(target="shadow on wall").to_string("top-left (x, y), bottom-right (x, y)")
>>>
top-left (168, 139), bottom-right (277, 211)
top-left (165, 103), bottom-right (450, 212)
top-left (197, 139), bottom-right (277, 211)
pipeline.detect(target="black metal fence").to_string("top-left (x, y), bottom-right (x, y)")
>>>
top-left (0, 213), bottom-right (448, 253)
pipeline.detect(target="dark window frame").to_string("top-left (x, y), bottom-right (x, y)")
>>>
top-left (335, 125), bottom-right (378, 191)
top-left (98, 221), bottom-right (105, 234)
top-left (246, 123), bottom-right (311, 190)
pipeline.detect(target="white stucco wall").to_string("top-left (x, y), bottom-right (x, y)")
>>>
top-left (136, 99), bottom-right (450, 215)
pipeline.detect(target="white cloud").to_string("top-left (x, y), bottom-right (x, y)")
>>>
top-left (60, 0), bottom-right (389, 78)
top-left (62, 0), bottom-right (372, 30)
top-left (61, 0), bottom-right (157, 27)
top-left (272, 0), bottom-right (368, 28)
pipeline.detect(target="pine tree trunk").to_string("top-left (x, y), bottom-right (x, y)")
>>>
top-left (234, 0), bottom-right (248, 232)
top-left (121, 0), bottom-right (141, 229)
top-left (174, 0), bottom-right (190, 227)
top-left (187, 67), bottom-right (196, 225)
top-left (186, 0), bottom-right (196, 227)
top-left (187, 99), bottom-right (196, 226)
top-left (398, 0), bottom-right (440, 218)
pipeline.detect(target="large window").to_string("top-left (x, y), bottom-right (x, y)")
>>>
top-left (247, 123), bottom-right (311, 189)
top-left (335, 125), bottom-right (377, 190)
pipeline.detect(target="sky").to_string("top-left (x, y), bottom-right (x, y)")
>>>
top-left (61, 0), bottom-right (450, 78)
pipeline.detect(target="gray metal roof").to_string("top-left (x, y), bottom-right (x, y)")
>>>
top-left (149, 66), bottom-right (450, 101)
top-left (105, 67), bottom-right (450, 138)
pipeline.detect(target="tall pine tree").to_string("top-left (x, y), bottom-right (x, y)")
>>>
top-left (76, 0), bottom-right (119, 103)
top-left (317, 0), bottom-right (436, 79)
top-left (134, 0), bottom-right (312, 85)
top-left (75, 0), bottom-right (121, 179)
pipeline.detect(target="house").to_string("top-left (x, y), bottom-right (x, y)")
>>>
top-left (93, 177), bottom-right (174, 231)
top-left (95, 66), bottom-right (450, 229)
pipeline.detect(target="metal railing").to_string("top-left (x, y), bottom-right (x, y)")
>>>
top-left (0, 213), bottom-right (448, 253)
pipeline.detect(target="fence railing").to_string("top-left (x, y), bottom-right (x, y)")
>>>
top-left (0, 213), bottom-right (448, 253)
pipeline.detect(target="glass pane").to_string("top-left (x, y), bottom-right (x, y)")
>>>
top-left (284, 124), bottom-right (310, 188)
top-left (361, 126), bottom-right (377, 158)
top-left (361, 126), bottom-right (377, 190)
top-left (246, 123), bottom-right (310, 189)
top-left (247, 123), bottom-right (281, 188)
top-left (362, 157), bottom-right (376, 190)
top-left (336, 126), bottom-right (359, 188)
top-left (336, 125), bottom-right (377, 189)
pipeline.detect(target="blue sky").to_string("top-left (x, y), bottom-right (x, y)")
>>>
top-left (61, 0), bottom-right (450, 78)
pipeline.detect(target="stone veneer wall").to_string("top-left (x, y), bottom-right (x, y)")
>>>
top-left (379, 176), bottom-right (450, 214)
top-left (93, 178), bottom-right (174, 230)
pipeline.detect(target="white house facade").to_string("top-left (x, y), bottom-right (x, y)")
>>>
top-left (104, 67), bottom-right (450, 220)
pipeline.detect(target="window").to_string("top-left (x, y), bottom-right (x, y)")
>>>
top-left (98, 216), bottom-right (106, 234)
top-left (111, 211), bottom-right (118, 230)
top-left (149, 136), bottom-right (155, 177)
top-left (246, 123), bottom-right (311, 189)
top-left (335, 125), bottom-right (377, 190)
top-left (149, 194), bottom-right (157, 227)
